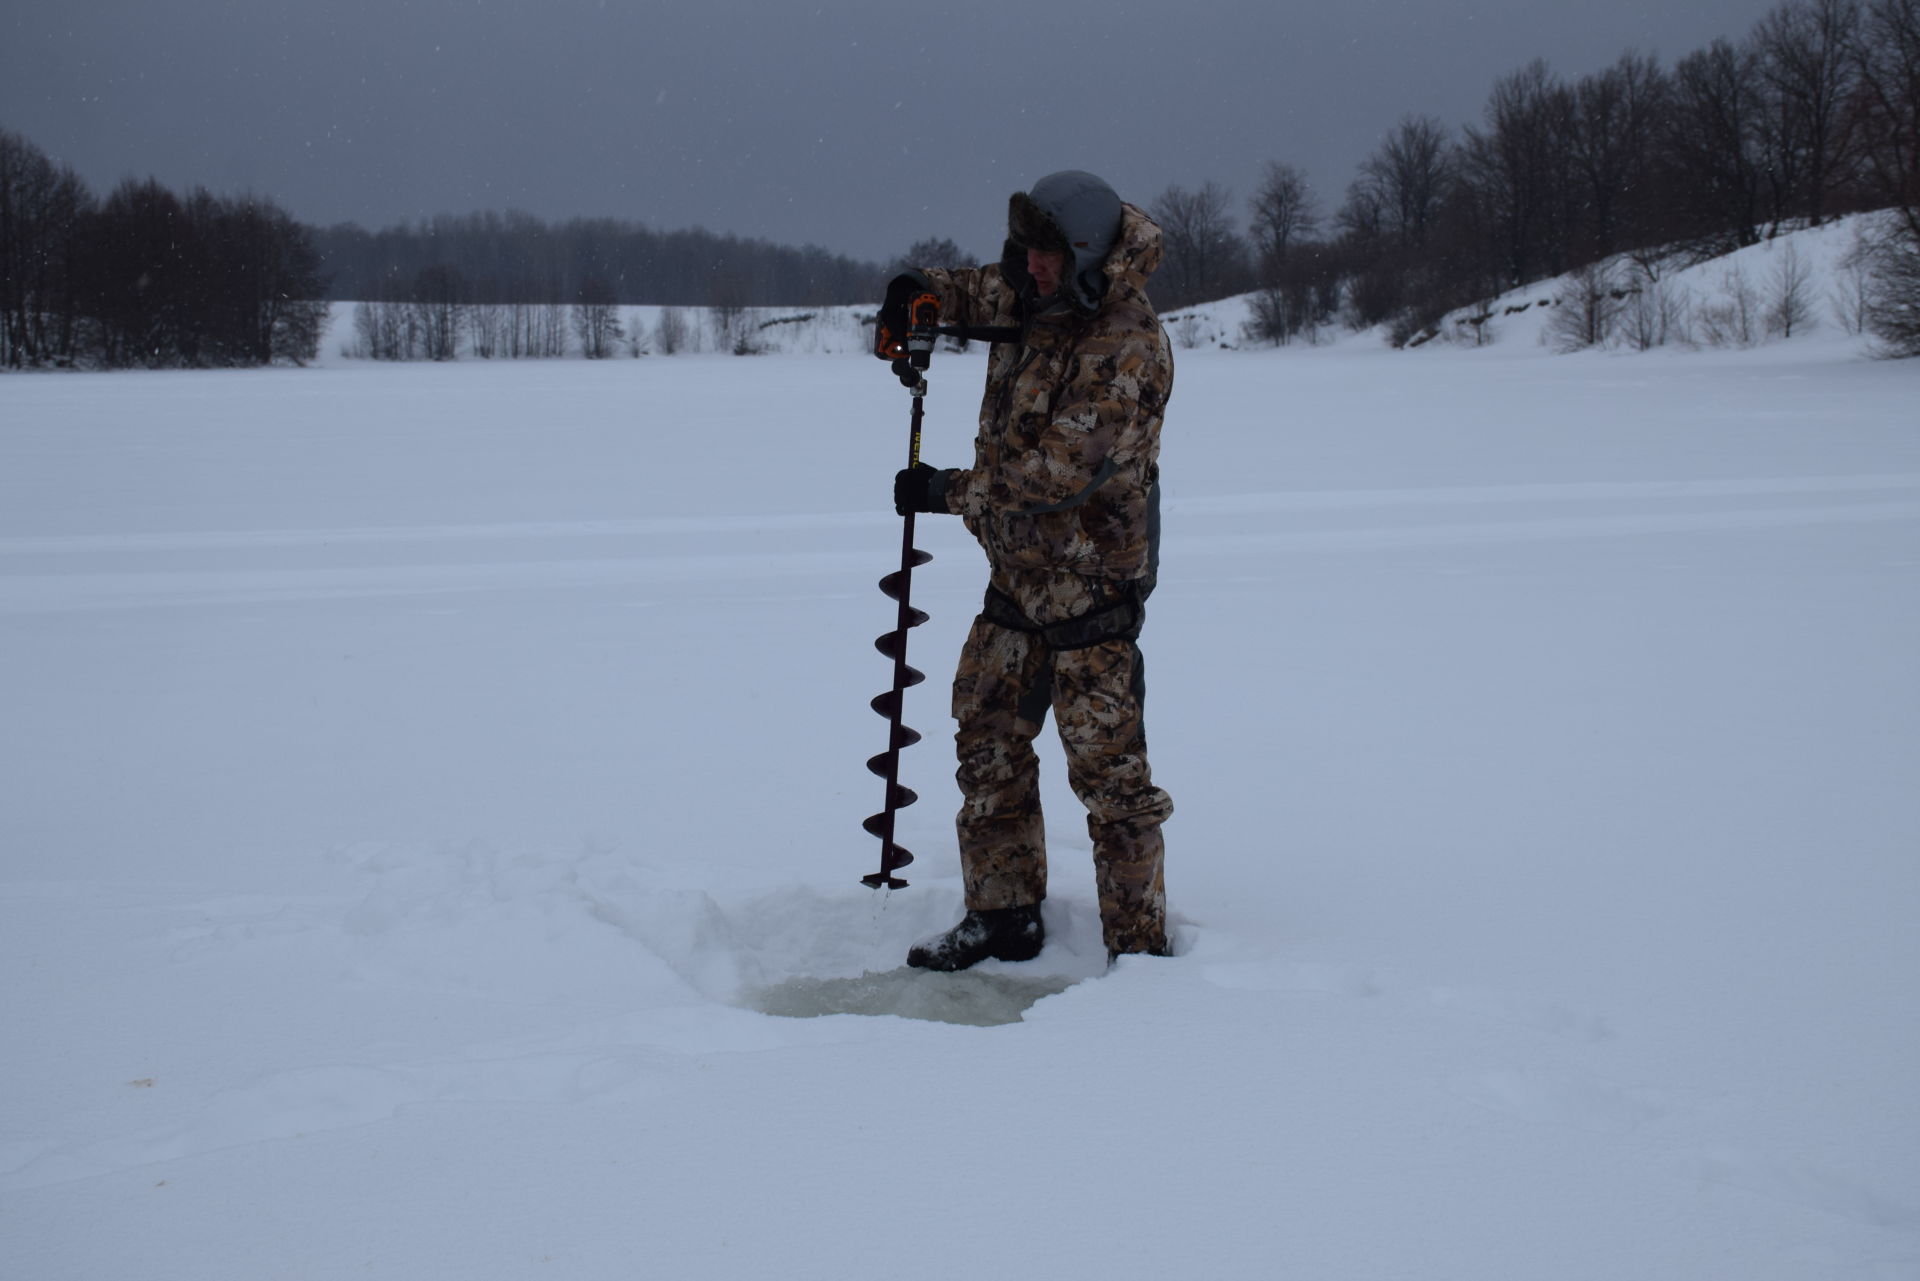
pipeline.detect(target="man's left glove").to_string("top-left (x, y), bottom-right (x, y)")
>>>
top-left (894, 462), bottom-right (956, 516)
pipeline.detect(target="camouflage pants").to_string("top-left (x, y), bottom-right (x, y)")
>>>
top-left (951, 568), bottom-right (1173, 955)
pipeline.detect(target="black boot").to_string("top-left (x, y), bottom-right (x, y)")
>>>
top-left (906, 905), bottom-right (1045, 972)
top-left (1106, 943), bottom-right (1174, 965)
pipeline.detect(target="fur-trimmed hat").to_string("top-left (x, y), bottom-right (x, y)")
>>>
top-left (1003, 170), bottom-right (1123, 313)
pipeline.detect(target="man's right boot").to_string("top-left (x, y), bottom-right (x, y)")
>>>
top-left (906, 904), bottom-right (1045, 972)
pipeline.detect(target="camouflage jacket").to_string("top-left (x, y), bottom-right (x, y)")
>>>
top-left (920, 202), bottom-right (1172, 583)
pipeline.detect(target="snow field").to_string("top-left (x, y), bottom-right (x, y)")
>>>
top-left (2, 311), bottom-right (1918, 1278)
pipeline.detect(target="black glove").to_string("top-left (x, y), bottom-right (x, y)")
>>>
top-left (894, 463), bottom-right (954, 517)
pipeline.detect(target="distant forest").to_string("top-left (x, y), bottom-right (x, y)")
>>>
top-left (3, 0), bottom-right (1916, 368)
top-left (0, 155), bottom-right (330, 370)
top-left (314, 214), bottom-right (884, 310)
top-left (0, 131), bottom-right (889, 370)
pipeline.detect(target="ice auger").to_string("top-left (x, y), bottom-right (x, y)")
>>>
top-left (861, 290), bottom-right (942, 890)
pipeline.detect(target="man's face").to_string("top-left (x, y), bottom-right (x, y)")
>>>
top-left (1026, 247), bottom-right (1068, 297)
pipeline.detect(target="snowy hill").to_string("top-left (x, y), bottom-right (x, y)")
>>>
top-left (4, 262), bottom-right (1918, 1278)
top-left (1414, 213), bottom-right (1891, 356)
top-left (1161, 213), bottom-right (1894, 359)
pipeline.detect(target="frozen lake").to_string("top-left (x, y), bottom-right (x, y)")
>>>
top-left (3, 331), bottom-right (1917, 1279)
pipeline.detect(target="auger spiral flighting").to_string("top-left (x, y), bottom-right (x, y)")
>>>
top-left (861, 289), bottom-right (942, 890)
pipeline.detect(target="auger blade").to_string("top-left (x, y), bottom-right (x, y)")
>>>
top-left (862, 807), bottom-right (920, 839)
top-left (866, 727), bottom-right (922, 764)
top-left (863, 391), bottom-right (938, 891)
top-left (861, 780), bottom-right (921, 810)
top-left (867, 665), bottom-right (925, 700)
top-left (873, 603), bottom-right (930, 635)
top-left (868, 682), bottom-right (926, 722)
top-left (873, 627), bottom-right (929, 661)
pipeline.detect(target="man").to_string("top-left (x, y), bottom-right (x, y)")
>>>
top-left (879, 170), bottom-right (1175, 970)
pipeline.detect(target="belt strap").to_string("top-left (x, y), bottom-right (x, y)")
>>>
top-left (982, 582), bottom-right (1149, 651)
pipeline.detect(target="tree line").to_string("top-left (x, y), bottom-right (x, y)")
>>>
top-left (327, 213), bottom-right (887, 362)
top-left (1145, 0), bottom-right (1920, 355)
top-left (0, 131), bottom-right (889, 370)
top-left (1, 130), bottom-right (329, 368)
top-left (350, 270), bottom-right (645, 362)
top-left (315, 212), bottom-right (882, 311)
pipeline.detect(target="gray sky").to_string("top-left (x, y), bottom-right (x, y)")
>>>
top-left (3, 0), bottom-right (1786, 264)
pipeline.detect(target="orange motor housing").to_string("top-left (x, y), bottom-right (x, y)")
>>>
top-left (875, 292), bottom-right (942, 368)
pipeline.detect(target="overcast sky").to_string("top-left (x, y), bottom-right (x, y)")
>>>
top-left (4, 0), bottom-right (1788, 264)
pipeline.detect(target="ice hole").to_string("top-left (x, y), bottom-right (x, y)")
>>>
top-left (741, 968), bottom-right (1078, 1027)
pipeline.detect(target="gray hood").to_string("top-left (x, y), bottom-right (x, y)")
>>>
top-left (1002, 170), bottom-right (1125, 314)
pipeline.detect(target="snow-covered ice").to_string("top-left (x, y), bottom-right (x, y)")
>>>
top-left (2, 297), bottom-right (1917, 1278)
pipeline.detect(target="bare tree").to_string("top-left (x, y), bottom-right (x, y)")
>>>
top-left (1570, 52), bottom-right (1669, 258)
top-left (0, 130), bottom-right (48, 365)
top-left (0, 129), bottom-right (91, 368)
top-left (407, 264), bottom-right (468, 361)
top-left (708, 272), bottom-right (758, 354)
top-left (1831, 231), bottom-right (1876, 333)
top-left (505, 297), bottom-right (534, 358)
top-left (353, 286), bottom-right (414, 362)
top-left (1699, 262), bottom-right (1765, 346)
top-left (1148, 181), bottom-right (1251, 309)
top-left (87, 177), bottom-right (214, 367)
top-left (1854, 0), bottom-right (1920, 241)
top-left (1754, 0), bottom-right (1862, 229)
top-left (1666, 40), bottom-right (1767, 247)
top-left (1852, 0), bottom-right (1920, 353)
top-left (1622, 266), bottom-right (1693, 350)
top-left (1335, 178), bottom-right (1388, 247)
top-left (1244, 163), bottom-right (1324, 346)
top-left (1356, 115), bottom-right (1454, 251)
top-left (1332, 115), bottom-right (1471, 340)
top-left (1248, 162), bottom-right (1318, 274)
top-left (653, 306), bottom-right (689, 355)
top-left (571, 275), bottom-right (623, 359)
top-left (1863, 232), bottom-right (1920, 353)
top-left (469, 300), bottom-right (506, 358)
top-left (1766, 240), bottom-right (1818, 335)
top-left (1549, 261), bottom-right (1625, 350)
top-left (1245, 244), bottom-right (1342, 346)
top-left (889, 237), bottom-right (975, 274)
top-left (231, 197), bottom-right (329, 365)
top-left (1460, 60), bottom-right (1580, 286)
top-left (534, 301), bottom-right (567, 358)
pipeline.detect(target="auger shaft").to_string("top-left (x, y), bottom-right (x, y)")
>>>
top-left (862, 379), bottom-right (932, 890)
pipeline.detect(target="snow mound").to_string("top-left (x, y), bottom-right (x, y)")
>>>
top-left (1420, 212), bottom-right (1891, 354)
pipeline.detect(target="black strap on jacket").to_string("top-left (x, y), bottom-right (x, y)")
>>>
top-left (981, 580), bottom-right (1151, 651)
top-left (939, 324), bottom-right (1025, 346)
